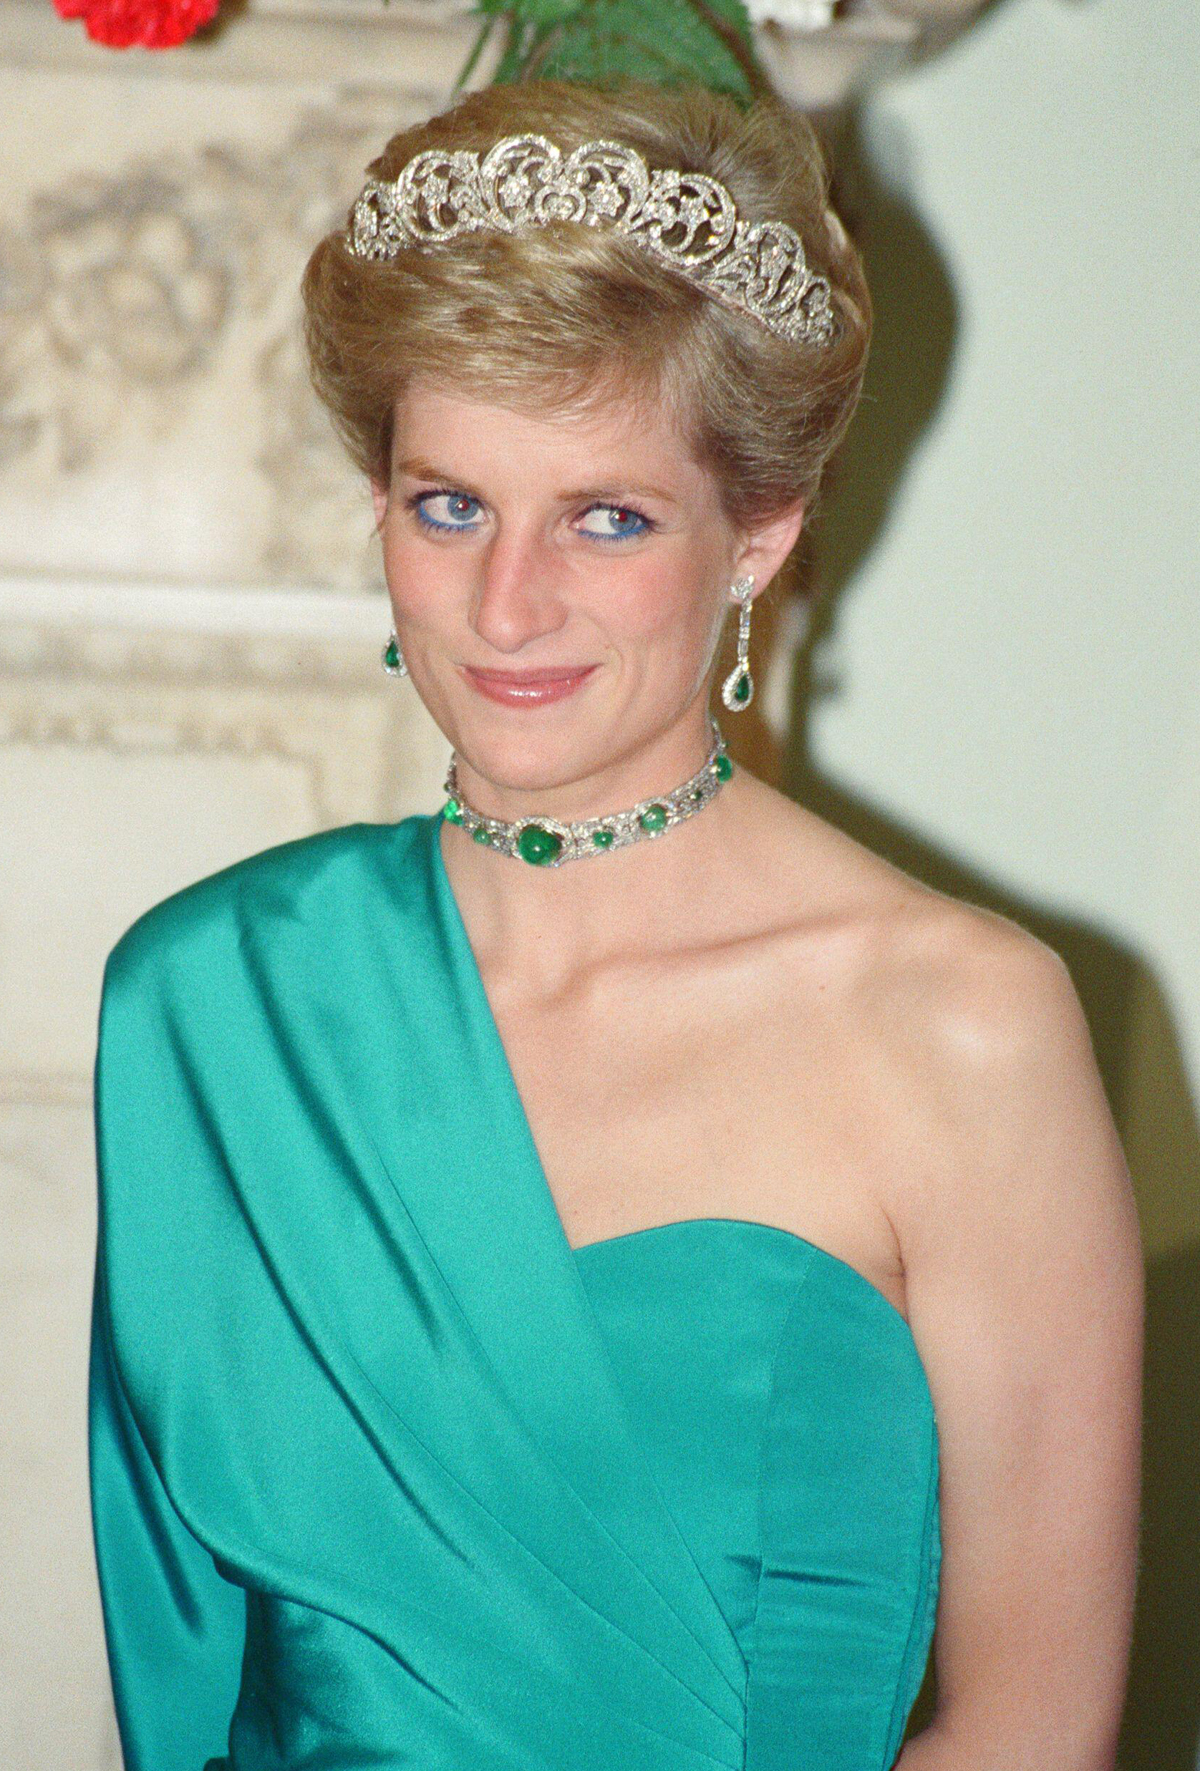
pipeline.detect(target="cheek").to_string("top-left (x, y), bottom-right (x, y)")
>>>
top-left (380, 528), bottom-right (445, 623)
top-left (598, 567), bottom-right (711, 643)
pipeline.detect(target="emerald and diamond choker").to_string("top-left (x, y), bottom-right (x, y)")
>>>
top-left (440, 714), bottom-right (733, 867)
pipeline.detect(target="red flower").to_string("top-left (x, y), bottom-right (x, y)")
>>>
top-left (51, 0), bottom-right (221, 49)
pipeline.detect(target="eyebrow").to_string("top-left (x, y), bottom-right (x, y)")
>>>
top-left (393, 455), bottom-right (679, 506)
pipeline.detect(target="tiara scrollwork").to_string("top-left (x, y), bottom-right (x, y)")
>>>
top-left (345, 133), bottom-right (839, 349)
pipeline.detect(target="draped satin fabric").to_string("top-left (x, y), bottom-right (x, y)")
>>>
top-left (88, 811), bottom-right (940, 1771)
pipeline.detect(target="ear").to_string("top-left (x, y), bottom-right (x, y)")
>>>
top-left (370, 478), bottom-right (389, 533)
top-left (731, 496), bottom-right (807, 592)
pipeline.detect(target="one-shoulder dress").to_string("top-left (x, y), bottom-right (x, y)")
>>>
top-left (88, 810), bottom-right (941, 1771)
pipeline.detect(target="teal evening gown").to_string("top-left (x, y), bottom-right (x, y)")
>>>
top-left (88, 810), bottom-right (941, 1771)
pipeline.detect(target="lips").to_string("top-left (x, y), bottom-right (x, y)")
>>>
top-left (464, 666), bottom-right (597, 685)
top-left (461, 663), bottom-right (598, 705)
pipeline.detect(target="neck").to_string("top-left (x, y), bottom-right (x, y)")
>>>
top-left (437, 728), bottom-right (757, 992)
top-left (446, 708), bottom-right (720, 832)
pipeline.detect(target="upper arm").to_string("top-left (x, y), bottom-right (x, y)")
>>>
top-left (893, 920), bottom-right (1144, 1766)
top-left (90, 948), bottom-right (248, 1770)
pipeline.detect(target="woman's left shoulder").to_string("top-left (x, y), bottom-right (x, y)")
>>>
top-left (775, 800), bottom-right (1119, 1181)
top-left (877, 883), bottom-right (1088, 1066)
top-left (858, 871), bottom-right (1142, 1288)
top-left (764, 788), bottom-right (1082, 1054)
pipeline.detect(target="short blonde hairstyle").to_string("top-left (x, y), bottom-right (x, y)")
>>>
top-left (301, 78), bottom-right (871, 550)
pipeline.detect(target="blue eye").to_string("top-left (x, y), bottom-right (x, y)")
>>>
top-left (410, 491), bottom-right (481, 534)
top-left (406, 490), bottom-right (654, 543)
top-left (583, 506), bottom-right (651, 543)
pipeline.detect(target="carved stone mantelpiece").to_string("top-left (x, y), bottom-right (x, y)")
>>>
top-left (0, 576), bottom-right (447, 1102)
top-left (0, 83), bottom-right (416, 590)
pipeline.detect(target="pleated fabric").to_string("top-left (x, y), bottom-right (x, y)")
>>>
top-left (89, 811), bottom-right (940, 1771)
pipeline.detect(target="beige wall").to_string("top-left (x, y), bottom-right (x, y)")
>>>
top-left (787, 9), bottom-right (1199, 1762)
top-left (798, 0), bottom-right (1199, 1253)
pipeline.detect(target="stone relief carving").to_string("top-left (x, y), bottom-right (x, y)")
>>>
top-left (0, 92), bottom-right (416, 588)
top-left (0, 594), bottom-right (441, 824)
top-left (256, 319), bottom-right (381, 588)
top-left (0, 583), bottom-right (450, 1113)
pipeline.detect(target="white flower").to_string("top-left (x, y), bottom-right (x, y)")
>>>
top-left (742, 0), bottom-right (838, 29)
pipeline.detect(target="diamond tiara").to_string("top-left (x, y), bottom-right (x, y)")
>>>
top-left (345, 131), bottom-right (840, 349)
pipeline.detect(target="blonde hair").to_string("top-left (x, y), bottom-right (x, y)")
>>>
top-left (301, 78), bottom-right (871, 551)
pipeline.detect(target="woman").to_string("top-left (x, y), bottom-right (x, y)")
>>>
top-left (88, 77), bottom-right (1143, 1771)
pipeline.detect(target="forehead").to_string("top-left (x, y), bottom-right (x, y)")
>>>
top-left (391, 377), bottom-right (709, 499)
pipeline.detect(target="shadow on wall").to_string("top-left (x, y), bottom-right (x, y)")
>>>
top-left (721, 95), bottom-right (1200, 1771)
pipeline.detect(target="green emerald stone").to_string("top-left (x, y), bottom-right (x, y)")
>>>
top-left (472, 826), bottom-right (492, 844)
top-left (592, 829), bottom-right (615, 848)
top-left (639, 803), bottom-right (668, 833)
top-left (714, 752), bottom-right (733, 781)
top-left (516, 823), bottom-right (563, 866)
top-left (733, 673), bottom-right (750, 704)
top-left (383, 637), bottom-right (400, 670)
top-left (443, 798), bottom-right (463, 824)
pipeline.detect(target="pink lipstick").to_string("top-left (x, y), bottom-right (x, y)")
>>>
top-left (462, 664), bottom-right (598, 706)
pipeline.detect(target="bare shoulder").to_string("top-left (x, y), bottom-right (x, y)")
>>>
top-left (866, 868), bottom-right (1101, 1116)
top-left (756, 788), bottom-right (1142, 1282)
top-left (795, 850), bottom-right (1146, 1752)
top-left (867, 877), bottom-right (1141, 1272)
top-left (756, 782), bottom-right (1086, 1053)
top-left (764, 806), bottom-right (1144, 1750)
top-left (764, 791), bottom-right (1111, 1126)
top-left (850, 835), bottom-right (1138, 1263)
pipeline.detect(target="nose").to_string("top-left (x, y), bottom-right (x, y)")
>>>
top-left (469, 524), bottom-right (570, 657)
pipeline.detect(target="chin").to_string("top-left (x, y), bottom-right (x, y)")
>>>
top-left (452, 719), bottom-right (618, 792)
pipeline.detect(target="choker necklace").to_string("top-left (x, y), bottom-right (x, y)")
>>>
top-left (440, 713), bottom-right (733, 867)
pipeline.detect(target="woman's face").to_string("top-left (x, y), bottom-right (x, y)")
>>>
top-left (371, 376), bottom-right (804, 810)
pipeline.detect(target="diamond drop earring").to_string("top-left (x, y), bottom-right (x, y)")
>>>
top-left (720, 575), bottom-right (755, 711)
top-left (381, 631), bottom-right (408, 678)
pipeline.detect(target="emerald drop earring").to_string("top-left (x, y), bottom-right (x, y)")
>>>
top-left (720, 575), bottom-right (755, 711)
top-left (381, 630), bottom-right (408, 678)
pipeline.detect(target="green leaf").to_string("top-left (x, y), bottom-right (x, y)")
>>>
top-left (511, 0), bottom-right (760, 105)
top-left (489, 13), bottom-right (537, 82)
top-left (452, 11), bottom-right (499, 92)
top-left (518, 0), bottom-right (591, 23)
top-left (474, 0), bottom-right (589, 23)
top-left (690, 0), bottom-right (757, 54)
